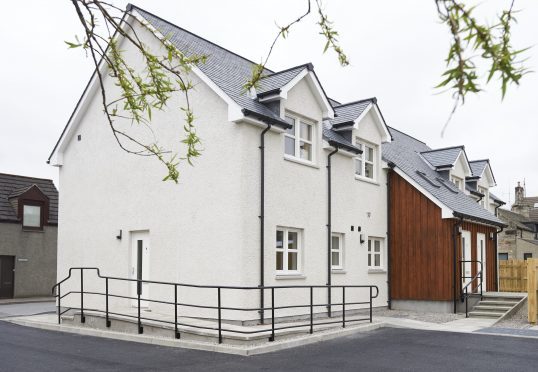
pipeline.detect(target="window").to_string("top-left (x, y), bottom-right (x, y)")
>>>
top-left (331, 233), bottom-right (344, 270)
top-left (284, 115), bottom-right (314, 162)
top-left (451, 176), bottom-right (463, 191)
top-left (498, 253), bottom-right (509, 261)
top-left (276, 228), bottom-right (302, 273)
top-left (524, 253), bottom-right (533, 261)
top-left (355, 139), bottom-right (376, 180)
top-left (368, 238), bottom-right (384, 269)
top-left (478, 186), bottom-right (489, 208)
top-left (22, 204), bottom-right (42, 229)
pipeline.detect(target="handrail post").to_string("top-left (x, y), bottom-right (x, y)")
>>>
top-left (80, 269), bottom-right (85, 323)
top-left (269, 287), bottom-right (275, 342)
top-left (105, 278), bottom-right (111, 327)
top-left (369, 286), bottom-right (373, 323)
top-left (218, 287), bottom-right (222, 344)
top-left (342, 287), bottom-right (346, 328)
top-left (57, 283), bottom-right (61, 325)
top-left (137, 280), bottom-right (143, 334)
top-left (309, 287), bottom-right (314, 334)
top-left (174, 284), bottom-right (180, 339)
top-left (465, 287), bottom-right (469, 318)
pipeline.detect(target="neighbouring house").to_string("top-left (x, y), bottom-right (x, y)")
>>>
top-left (48, 4), bottom-right (391, 322)
top-left (0, 173), bottom-right (58, 299)
top-left (382, 128), bottom-right (506, 313)
top-left (497, 182), bottom-right (538, 260)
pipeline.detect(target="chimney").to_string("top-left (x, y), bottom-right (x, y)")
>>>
top-left (515, 181), bottom-right (525, 204)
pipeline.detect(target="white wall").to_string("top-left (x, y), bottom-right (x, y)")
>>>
top-left (56, 20), bottom-right (387, 322)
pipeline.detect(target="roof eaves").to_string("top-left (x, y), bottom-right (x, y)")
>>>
top-left (241, 109), bottom-right (291, 129)
top-left (327, 140), bottom-right (361, 154)
top-left (453, 211), bottom-right (507, 228)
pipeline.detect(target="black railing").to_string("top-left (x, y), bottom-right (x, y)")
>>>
top-left (52, 268), bottom-right (379, 344)
top-left (459, 260), bottom-right (483, 317)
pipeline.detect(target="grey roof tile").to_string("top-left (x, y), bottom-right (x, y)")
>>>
top-left (469, 159), bottom-right (489, 177)
top-left (330, 99), bottom-right (373, 126)
top-left (257, 65), bottom-right (307, 95)
top-left (382, 127), bottom-right (505, 227)
top-left (134, 6), bottom-right (288, 126)
top-left (0, 173), bottom-right (58, 224)
top-left (322, 123), bottom-right (360, 153)
top-left (421, 146), bottom-right (464, 168)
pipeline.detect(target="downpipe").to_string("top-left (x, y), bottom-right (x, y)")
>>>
top-left (494, 226), bottom-right (504, 291)
top-left (386, 162), bottom-right (395, 309)
top-left (259, 123), bottom-right (271, 323)
top-left (326, 147), bottom-right (338, 317)
top-left (453, 217), bottom-right (463, 313)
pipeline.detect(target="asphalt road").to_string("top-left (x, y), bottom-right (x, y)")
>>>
top-left (0, 302), bottom-right (55, 319)
top-left (1, 321), bottom-right (537, 372)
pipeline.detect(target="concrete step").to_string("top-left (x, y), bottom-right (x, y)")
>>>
top-left (468, 311), bottom-right (504, 318)
top-left (473, 305), bottom-right (511, 312)
top-left (482, 295), bottom-right (525, 301)
top-left (479, 300), bottom-right (519, 306)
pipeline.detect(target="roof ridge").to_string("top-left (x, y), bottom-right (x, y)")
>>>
top-left (386, 126), bottom-right (427, 145)
top-left (469, 158), bottom-right (490, 163)
top-left (421, 145), bottom-right (464, 154)
top-left (261, 63), bottom-right (312, 79)
top-left (0, 173), bottom-right (54, 183)
top-left (335, 97), bottom-right (377, 108)
top-left (127, 3), bottom-right (274, 74)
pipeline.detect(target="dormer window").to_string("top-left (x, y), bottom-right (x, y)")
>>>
top-left (451, 176), bottom-right (463, 191)
top-left (478, 186), bottom-right (488, 207)
top-left (23, 203), bottom-right (43, 230)
top-left (355, 138), bottom-right (376, 181)
top-left (284, 114), bottom-right (314, 162)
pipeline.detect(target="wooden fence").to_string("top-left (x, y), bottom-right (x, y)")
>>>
top-left (528, 258), bottom-right (538, 324)
top-left (499, 259), bottom-right (527, 292)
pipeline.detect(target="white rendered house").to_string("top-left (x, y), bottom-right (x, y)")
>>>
top-left (49, 5), bottom-right (392, 322)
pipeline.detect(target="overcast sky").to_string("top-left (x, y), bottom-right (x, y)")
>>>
top-left (1, 0), bottom-right (536, 205)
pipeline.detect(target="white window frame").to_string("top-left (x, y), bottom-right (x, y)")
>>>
top-left (354, 138), bottom-right (377, 181)
top-left (451, 175), bottom-right (463, 191)
top-left (367, 237), bottom-right (384, 269)
top-left (331, 233), bottom-right (344, 270)
top-left (478, 186), bottom-right (489, 207)
top-left (284, 113), bottom-right (316, 164)
top-left (276, 227), bottom-right (302, 274)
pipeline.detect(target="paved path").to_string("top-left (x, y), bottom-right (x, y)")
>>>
top-left (0, 302), bottom-right (55, 319)
top-left (1, 321), bottom-right (538, 371)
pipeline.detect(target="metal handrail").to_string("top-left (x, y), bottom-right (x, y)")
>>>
top-left (52, 267), bottom-right (379, 343)
top-left (459, 260), bottom-right (483, 317)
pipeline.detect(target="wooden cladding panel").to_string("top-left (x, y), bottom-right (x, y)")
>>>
top-left (389, 172), bottom-right (454, 301)
top-left (389, 171), bottom-right (498, 301)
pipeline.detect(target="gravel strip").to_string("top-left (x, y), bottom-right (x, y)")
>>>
top-left (493, 300), bottom-right (532, 329)
top-left (373, 308), bottom-right (464, 324)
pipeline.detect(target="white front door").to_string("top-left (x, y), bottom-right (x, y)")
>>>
top-left (477, 233), bottom-right (486, 292)
top-left (131, 231), bottom-right (150, 307)
top-left (461, 230), bottom-right (472, 290)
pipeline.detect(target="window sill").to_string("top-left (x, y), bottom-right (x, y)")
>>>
top-left (275, 274), bottom-right (306, 280)
top-left (332, 269), bottom-right (346, 274)
top-left (368, 268), bottom-right (386, 274)
top-left (354, 175), bottom-right (380, 186)
top-left (22, 228), bottom-right (44, 233)
top-left (283, 155), bottom-right (319, 169)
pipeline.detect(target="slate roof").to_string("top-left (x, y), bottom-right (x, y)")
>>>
top-left (421, 146), bottom-right (464, 169)
top-left (132, 5), bottom-right (289, 127)
top-left (518, 196), bottom-right (538, 221)
top-left (489, 192), bottom-right (505, 205)
top-left (322, 123), bottom-right (360, 154)
top-left (498, 209), bottom-right (534, 232)
top-left (382, 127), bottom-right (505, 227)
top-left (129, 5), bottom-right (360, 152)
top-left (256, 65), bottom-right (309, 96)
top-left (330, 99), bottom-right (374, 126)
top-left (0, 173), bottom-right (58, 224)
top-left (469, 159), bottom-right (488, 177)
